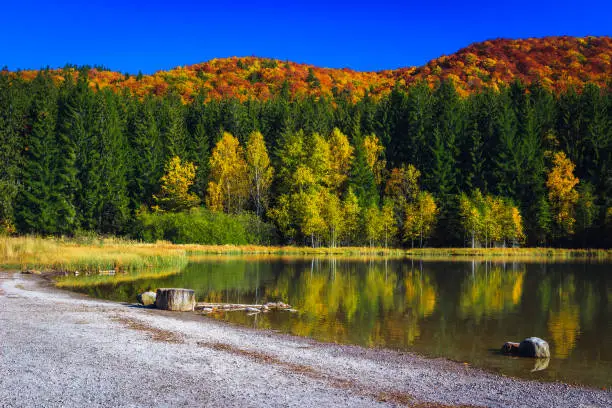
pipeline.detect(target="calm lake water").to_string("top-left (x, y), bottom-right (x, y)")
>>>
top-left (65, 257), bottom-right (612, 389)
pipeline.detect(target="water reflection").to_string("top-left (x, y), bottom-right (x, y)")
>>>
top-left (459, 261), bottom-right (525, 321)
top-left (63, 257), bottom-right (612, 388)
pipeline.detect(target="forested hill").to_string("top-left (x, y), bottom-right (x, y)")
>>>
top-left (1, 35), bottom-right (611, 248)
top-left (5, 36), bottom-right (612, 102)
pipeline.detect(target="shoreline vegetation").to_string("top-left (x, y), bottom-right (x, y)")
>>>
top-left (1, 236), bottom-right (611, 277)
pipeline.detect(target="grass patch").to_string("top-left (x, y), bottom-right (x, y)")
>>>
top-left (182, 244), bottom-right (612, 260)
top-left (1, 236), bottom-right (610, 283)
top-left (0, 236), bottom-right (188, 274)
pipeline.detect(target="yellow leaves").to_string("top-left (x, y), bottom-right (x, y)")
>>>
top-left (246, 131), bottom-right (273, 217)
top-left (328, 128), bottom-right (354, 191)
top-left (511, 207), bottom-right (525, 243)
top-left (154, 156), bottom-right (200, 212)
top-left (547, 276), bottom-right (581, 359)
top-left (341, 188), bottom-right (361, 244)
top-left (547, 151), bottom-right (579, 235)
top-left (381, 199), bottom-right (398, 248)
top-left (307, 133), bottom-right (331, 186)
top-left (460, 190), bottom-right (524, 247)
top-left (404, 192), bottom-right (438, 247)
top-left (293, 166), bottom-right (316, 192)
top-left (362, 134), bottom-right (385, 185)
top-left (385, 165), bottom-right (420, 202)
top-left (364, 205), bottom-right (384, 247)
top-left (205, 181), bottom-right (223, 212)
top-left (207, 132), bottom-right (249, 214)
top-left (459, 264), bottom-right (525, 322)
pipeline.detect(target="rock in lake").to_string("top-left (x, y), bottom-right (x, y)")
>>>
top-left (501, 342), bottom-right (520, 354)
top-left (155, 288), bottom-right (195, 311)
top-left (137, 291), bottom-right (157, 307)
top-left (518, 337), bottom-right (550, 358)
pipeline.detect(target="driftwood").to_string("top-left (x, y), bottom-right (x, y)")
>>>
top-left (155, 288), bottom-right (195, 311)
top-left (195, 301), bottom-right (292, 313)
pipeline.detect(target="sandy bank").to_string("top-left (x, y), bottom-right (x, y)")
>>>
top-left (0, 272), bottom-right (610, 407)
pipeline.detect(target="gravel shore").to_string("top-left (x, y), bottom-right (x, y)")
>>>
top-left (1, 271), bottom-right (610, 408)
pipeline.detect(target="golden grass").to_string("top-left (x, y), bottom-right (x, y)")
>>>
top-left (181, 244), bottom-right (612, 260)
top-left (0, 236), bottom-right (188, 273)
top-left (1, 236), bottom-right (610, 278)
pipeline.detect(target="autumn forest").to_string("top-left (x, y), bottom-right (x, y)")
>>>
top-left (1, 36), bottom-right (611, 248)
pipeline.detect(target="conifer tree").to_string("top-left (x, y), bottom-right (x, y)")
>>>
top-left (15, 73), bottom-right (60, 233)
top-left (0, 73), bottom-right (27, 232)
top-left (129, 97), bottom-right (163, 207)
top-left (349, 136), bottom-right (379, 208)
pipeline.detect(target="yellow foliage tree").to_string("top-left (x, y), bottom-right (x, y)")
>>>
top-left (362, 134), bottom-right (386, 185)
top-left (245, 131), bottom-right (273, 217)
top-left (328, 128), bottom-right (354, 192)
top-left (364, 205), bottom-right (384, 247)
top-left (404, 192), bottom-right (438, 248)
top-left (296, 189), bottom-right (327, 247)
top-left (341, 188), bottom-right (361, 245)
top-left (459, 190), bottom-right (524, 248)
top-left (385, 165), bottom-right (420, 203)
top-left (381, 199), bottom-right (398, 248)
top-left (546, 151), bottom-right (579, 236)
top-left (320, 189), bottom-right (342, 247)
top-left (206, 132), bottom-right (248, 214)
top-left (153, 156), bottom-right (200, 212)
top-left (307, 133), bottom-right (331, 186)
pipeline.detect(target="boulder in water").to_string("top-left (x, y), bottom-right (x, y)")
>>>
top-left (518, 337), bottom-right (550, 358)
top-left (501, 337), bottom-right (550, 358)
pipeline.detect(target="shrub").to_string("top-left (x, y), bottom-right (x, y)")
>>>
top-left (134, 208), bottom-right (278, 245)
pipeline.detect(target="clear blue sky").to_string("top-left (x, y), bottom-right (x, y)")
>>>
top-left (2, 1), bottom-right (610, 74)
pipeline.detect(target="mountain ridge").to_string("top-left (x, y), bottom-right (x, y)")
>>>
top-left (6, 35), bottom-right (611, 101)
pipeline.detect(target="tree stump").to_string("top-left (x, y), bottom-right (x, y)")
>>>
top-left (155, 288), bottom-right (195, 311)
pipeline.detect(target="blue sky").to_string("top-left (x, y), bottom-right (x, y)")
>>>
top-left (2, 1), bottom-right (610, 74)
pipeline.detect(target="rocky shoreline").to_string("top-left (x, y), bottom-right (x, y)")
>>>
top-left (1, 271), bottom-right (610, 407)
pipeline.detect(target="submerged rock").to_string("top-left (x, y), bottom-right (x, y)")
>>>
top-left (137, 291), bottom-right (157, 307)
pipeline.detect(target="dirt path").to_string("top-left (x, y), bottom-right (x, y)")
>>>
top-left (0, 272), bottom-right (610, 407)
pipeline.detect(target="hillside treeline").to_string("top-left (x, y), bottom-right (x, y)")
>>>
top-left (0, 69), bottom-right (610, 247)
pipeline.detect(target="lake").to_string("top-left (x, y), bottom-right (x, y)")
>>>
top-left (62, 256), bottom-right (612, 389)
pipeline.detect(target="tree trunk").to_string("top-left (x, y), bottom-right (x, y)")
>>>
top-left (155, 288), bottom-right (195, 311)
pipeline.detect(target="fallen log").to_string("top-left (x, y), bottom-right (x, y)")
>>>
top-left (195, 301), bottom-right (292, 312)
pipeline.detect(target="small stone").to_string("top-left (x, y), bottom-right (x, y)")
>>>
top-left (137, 291), bottom-right (157, 307)
top-left (501, 342), bottom-right (520, 354)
